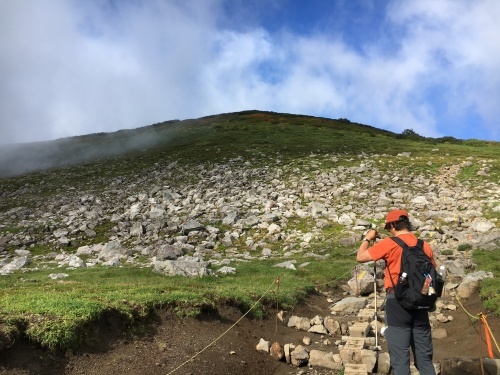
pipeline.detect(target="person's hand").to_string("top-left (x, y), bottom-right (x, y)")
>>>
top-left (365, 229), bottom-right (378, 241)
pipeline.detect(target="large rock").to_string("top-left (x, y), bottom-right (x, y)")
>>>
top-left (53, 228), bottom-right (68, 238)
top-left (432, 328), bottom-right (448, 339)
top-left (338, 213), bottom-right (354, 226)
top-left (153, 257), bottom-right (212, 277)
top-left (182, 219), bottom-right (205, 235)
top-left (129, 202), bottom-right (143, 220)
top-left (149, 205), bottom-right (165, 220)
top-left (377, 352), bottom-right (391, 374)
top-left (308, 324), bottom-right (327, 334)
top-left (256, 338), bottom-right (270, 353)
top-left (347, 268), bottom-right (374, 296)
top-left (99, 240), bottom-right (130, 261)
top-left (457, 271), bottom-right (494, 298)
top-left (331, 297), bottom-right (367, 314)
top-left (155, 244), bottom-right (183, 260)
top-left (241, 215), bottom-right (259, 228)
top-left (0, 257), bottom-right (31, 274)
top-left (270, 342), bottom-right (285, 361)
top-left (293, 317), bottom-right (312, 331)
top-left (323, 316), bottom-right (340, 335)
top-left (290, 345), bottom-right (309, 367)
top-left (67, 255), bottom-right (86, 268)
top-left (309, 202), bottom-right (326, 217)
top-left (470, 218), bottom-right (496, 233)
top-left (442, 259), bottom-right (465, 276)
top-left (130, 222), bottom-right (144, 237)
top-left (222, 212), bottom-right (240, 225)
top-left (411, 195), bottom-right (429, 207)
top-left (308, 350), bottom-right (341, 370)
top-left (76, 245), bottom-right (94, 256)
top-left (361, 349), bottom-right (377, 373)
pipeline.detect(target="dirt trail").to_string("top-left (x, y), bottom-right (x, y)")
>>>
top-left (0, 288), bottom-right (498, 375)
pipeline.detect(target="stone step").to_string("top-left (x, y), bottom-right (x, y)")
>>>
top-left (348, 322), bottom-right (370, 337)
top-left (340, 337), bottom-right (365, 364)
top-left (357, 308), bottom-right (375, 322)
top-left (344, 362), bottom-right (368, 374)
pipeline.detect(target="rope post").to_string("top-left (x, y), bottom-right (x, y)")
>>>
top-left (355, 266), bottom-right (359, 296)
top-left (479, 313), bottom-right (494, 359)
top-left (275, 277), bottom-right (280, 334)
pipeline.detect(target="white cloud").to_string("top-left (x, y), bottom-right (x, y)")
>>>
top-left (0, 0), bottom-right (223, 143)
top-left (0, 0), bottom-right (499, 144)
top-left (386, 0), bottom-right (500, 138)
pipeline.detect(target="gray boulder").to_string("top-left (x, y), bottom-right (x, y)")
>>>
top-left (99, 240), bottom-right (130, 261)
top-left (155, 244), bottom-right (183, 260)
top-left (1, 257), bottom-right (31, 275)
top-left (153, 257), bottom-right (212, 277)
top-left (222, 212), bottom-right (240, 225)
top-left (309, 350), bottom-right (341, 370)
top-left (182, 219), bottom-right (205, 235)
top-left (331, 297), bottom-right (367, 314)
top-left (290, 345), bottom-right (309, 367)
top-left (457, 271), bottom-right (494, 298)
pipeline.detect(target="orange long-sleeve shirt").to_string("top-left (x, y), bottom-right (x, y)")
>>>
top-left (368, 233), bottom-right (436, 289)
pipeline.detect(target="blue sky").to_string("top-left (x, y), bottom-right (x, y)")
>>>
top-left (1, 0), bottom-right (499, 144)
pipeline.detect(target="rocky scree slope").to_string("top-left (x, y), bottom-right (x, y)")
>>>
top-left (0, 150), bottom-right (498, 279)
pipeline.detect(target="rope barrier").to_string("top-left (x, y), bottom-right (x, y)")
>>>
top-left (166, 265), bottom-right (359, 374)
top-left (456, 295), bottom-right (499, 358)
top-left (455, 296), bottom-right (480, 320)
top-left (317, 265), bottom-right (357, 289)
top-left (166, 278), bottom-right (278, 375)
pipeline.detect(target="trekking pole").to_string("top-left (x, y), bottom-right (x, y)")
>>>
top-left (373, 263), bottom-right (381, 357)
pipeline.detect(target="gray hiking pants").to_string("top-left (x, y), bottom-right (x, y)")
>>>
top-left (384, 294), bottom-right (436, 375)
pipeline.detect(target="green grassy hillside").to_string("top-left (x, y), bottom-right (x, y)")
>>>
top-left (0, 110), bottom-right (498, 350)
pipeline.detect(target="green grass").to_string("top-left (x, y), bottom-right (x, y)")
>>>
top-left (472, 249), bottom-right (500, 315)
top-left (0, 256), bottom-right (356, 350)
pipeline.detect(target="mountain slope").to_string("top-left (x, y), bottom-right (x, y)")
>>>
top-left (1, 110), bottom-right (498, 179)
top-left (0, 110), bottom-right (498, 357)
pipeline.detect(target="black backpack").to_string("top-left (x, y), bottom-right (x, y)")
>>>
top-left (389, 237), bottom-right (444, 310)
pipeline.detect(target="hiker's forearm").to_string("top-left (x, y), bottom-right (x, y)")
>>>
top-left (357, 241), bottom-right (373, 262)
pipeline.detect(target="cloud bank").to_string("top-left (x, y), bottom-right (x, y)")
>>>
top-left (1, 0), bottom-right (499, 144)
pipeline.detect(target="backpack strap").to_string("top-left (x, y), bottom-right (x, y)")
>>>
top-left (390, 236), bottom-right (409, 251)
top-left (387, 237), bottom-right (425, 289)
top-left (387, 237), bottom-right (404, 290)
top-left (391, 237), bottom-right (424, 251)
top-left (387, 237), bottom-right (416, 289)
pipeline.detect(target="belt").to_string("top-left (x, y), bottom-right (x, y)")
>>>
top-left (386, 288), bottom-right (394, 294)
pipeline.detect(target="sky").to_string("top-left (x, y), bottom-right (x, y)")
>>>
top-left (1, 0), bottom-right (499, 145)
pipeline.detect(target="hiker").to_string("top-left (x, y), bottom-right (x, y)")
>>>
top-left (356, 209), bottom-right (437, 375)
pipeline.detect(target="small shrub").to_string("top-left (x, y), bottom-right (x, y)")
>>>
top-left (401, 129), bottom-right (419, 137)
top-left (440, 250), bottom-right (454, 256)
top-left (457, 243), bottom-right (473, 252)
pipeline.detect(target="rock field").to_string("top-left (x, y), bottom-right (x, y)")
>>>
top-left (1, 152), bottom-right (498, 278)
top-left (0, 149), bottom-right (499, 373)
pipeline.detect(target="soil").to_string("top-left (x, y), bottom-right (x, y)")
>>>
top-left (0, 289), bottom-right (498, 375)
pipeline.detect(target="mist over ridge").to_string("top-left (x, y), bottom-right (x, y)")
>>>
top-left (0, 110), bottom-right (496, 179)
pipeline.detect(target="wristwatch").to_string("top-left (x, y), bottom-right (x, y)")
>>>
top-left (363, 238), bottom-right (371, 243)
